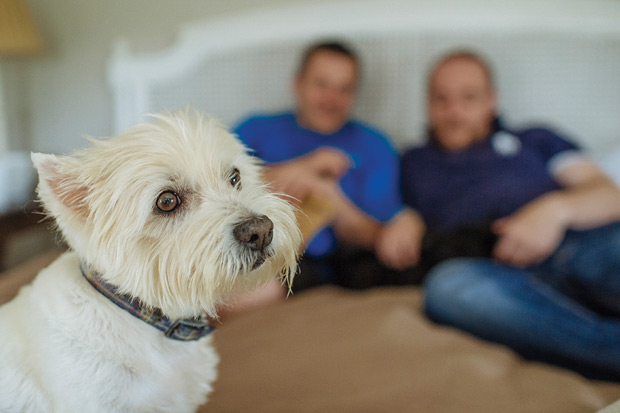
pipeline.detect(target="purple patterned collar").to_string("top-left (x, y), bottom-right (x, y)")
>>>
top-left (81, 264), bottom-right (214, 341)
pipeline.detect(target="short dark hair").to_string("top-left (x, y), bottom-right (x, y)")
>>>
top-left (297, 41), bottom-right (359, 75)
top-left (428, 50), bottom-right (495, 92)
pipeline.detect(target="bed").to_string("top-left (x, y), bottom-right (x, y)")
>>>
top-left (2, 242), bottom-right (620, 412)
top-left (5, 1), bottom-right (620, 411)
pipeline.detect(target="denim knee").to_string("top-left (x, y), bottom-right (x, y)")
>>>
top-left (423, 258), bottom-right (491, 323)
top-left (545, 221), bottom-right (620, 301)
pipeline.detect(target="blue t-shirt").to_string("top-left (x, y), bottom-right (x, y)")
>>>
top-left (401, 122), bottom-right (580, 232)
top-left (234, 112), bottom-right (402, 257)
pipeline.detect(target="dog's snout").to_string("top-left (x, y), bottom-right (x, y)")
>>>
top-left (233, 215), bottom-right (274, 251)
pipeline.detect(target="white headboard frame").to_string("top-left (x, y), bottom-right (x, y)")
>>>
top-left (107, 0), bottom-right (620, 154)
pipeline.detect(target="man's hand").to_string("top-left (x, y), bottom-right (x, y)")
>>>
top-left (264, 146), bottom-right (388, 250)
top-left (375, 209), bottom-right (426, 270)
top-left (264, 147), bottom-right (351, 202)
top-left (264, 163), bottom-right (318, 202)
top-left (302, 147), bottom-right (351, 179)
top-left (492, 193), bottom-right (568, 267)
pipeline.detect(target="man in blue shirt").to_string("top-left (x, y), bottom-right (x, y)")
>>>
top-left (380, 50), bottom-right (620, 380)
top-left (235, 42), bottom-right (411, 293)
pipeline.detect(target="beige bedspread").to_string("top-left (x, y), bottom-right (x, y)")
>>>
top-left (2, 250), bottom-right (620, 412)
top-left (202, 287), bottom-right (620, 413)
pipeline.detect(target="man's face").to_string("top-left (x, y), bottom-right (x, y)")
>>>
top-left (294, 50), bottom-right (358, 135)
top-left (428, 58), bottom-right (496, 151)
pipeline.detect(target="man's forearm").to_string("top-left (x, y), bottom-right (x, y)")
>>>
top-left (332, 197), bottom-right (382, 250)
top-left (547, 176), bottom-right (620, 231)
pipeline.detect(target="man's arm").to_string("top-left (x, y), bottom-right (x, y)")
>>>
top-left (330, 188), bottom-right (383, 250)
top-left (375, 208), bottom-right (427, 270)
top-left (549, 161), bottom-right (620, 229)
top-left (263, 147), bottom-right (351, 203)
top-left (493, 160), bottom-right (620, 267)
top-left (263, 146), bottom-right (382, 249)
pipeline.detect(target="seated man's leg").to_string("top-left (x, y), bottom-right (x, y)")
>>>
top-left (537, 221), bottom-right (620, 316)
top-left (424, 257), bottom-right (620, 380)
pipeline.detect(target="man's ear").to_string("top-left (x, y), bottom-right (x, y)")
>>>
top-left (292, 71), bottom-right (304, 96)
top-left (31, 152), bottom-right (90, 219)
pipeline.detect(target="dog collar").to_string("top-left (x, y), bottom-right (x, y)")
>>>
top-left (81, 264), bottom-right (214, 341)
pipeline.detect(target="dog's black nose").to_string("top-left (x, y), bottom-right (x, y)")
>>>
top-left (233, 215), bottom-right (274, 251)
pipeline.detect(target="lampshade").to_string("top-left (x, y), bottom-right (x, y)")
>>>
top-left (0, 0), bottom-right (44, 55)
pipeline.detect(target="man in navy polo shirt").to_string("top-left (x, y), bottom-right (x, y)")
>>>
top-left (381, 50), bottom-right (620, 380)
top-left (235, 41), bottom-right (409, 293)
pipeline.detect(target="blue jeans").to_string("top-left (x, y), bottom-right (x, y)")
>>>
top-left (423, 222), bottom-right (620, 381)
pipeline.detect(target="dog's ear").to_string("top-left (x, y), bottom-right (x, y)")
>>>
top-left (31, 152), bottom-right (90, 219)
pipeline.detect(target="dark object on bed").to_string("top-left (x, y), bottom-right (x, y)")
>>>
top-left (419, 222), bottom-right (497, 275)
top-left (294, 222), bottom-right (498, 290)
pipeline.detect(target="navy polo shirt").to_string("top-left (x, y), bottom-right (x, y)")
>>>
top-left (234, 112), bottom-right (402, 257)
top-left (401, 122), bottom-right (582, 231)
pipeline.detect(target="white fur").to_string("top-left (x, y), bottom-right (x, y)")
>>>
top-left (0, 110), bottom-right (301, 412)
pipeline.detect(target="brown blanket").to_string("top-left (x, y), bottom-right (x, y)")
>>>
top-left (202, 287), bottom-right (620, 413)
top-left (2, 252), bottom-right (620, 412)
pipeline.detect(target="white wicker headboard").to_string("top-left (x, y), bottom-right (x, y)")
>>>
top-left (107, 0), bottom-right (620, 155)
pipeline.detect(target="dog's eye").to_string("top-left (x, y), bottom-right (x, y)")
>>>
top-left (229, 168), bottom-right (241, 189)
top-left (156, 191), bottom-right (181, 213)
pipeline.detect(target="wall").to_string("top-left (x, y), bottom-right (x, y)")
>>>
top-left (6, 0), bottom-right (332, 154)
top-left (6, 0), bottom-right (620, 156)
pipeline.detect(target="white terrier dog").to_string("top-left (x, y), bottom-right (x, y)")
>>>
top-left (0, 110), bottom-right (301, 412)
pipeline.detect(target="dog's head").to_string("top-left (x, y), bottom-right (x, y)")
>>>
top-left (32, 110), bottom-right (301, 318)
